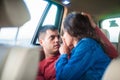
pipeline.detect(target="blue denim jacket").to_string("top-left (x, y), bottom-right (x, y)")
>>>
top-left (55, 38), bottom-right (111, 80)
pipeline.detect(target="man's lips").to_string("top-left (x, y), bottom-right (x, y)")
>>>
top-left (54, 44), bottom-right (60, 48)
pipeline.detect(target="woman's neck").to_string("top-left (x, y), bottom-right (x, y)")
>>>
top-left (73, 38), bottom-right (79, 47)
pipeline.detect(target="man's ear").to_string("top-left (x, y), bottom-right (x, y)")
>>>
top-left (39, 39), bottom-right (43, 46)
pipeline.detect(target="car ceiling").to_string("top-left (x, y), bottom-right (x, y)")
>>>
top-left (56, 0), bottom-right (120, 21)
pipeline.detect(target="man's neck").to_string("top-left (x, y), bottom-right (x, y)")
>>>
top-left (45, 51), bottom-right (59, 59)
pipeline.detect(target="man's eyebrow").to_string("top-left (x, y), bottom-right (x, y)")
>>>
top-left (49, 34), bottom-right (59, 38)
top-left (48, 35), bottom-right (55, 38)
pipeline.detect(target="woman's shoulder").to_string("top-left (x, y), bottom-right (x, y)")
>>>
top-left (75, 38), bottom-right (98, 49)
top-left (77, 38), bottom-right (100, 49)
top-left (80, 38), bottom-right (97, 44)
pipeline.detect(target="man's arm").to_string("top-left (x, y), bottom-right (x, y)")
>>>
top-left (82, 12), bottom-right (118, 59)
top-left (95, 26), bottom-right (118, 59)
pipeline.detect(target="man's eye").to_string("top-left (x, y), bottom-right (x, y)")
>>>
top-left (50, 36), bottom-right (55, 40)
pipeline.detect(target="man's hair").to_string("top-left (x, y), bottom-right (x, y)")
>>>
top-left (38, 25), bottom-right (58, 39)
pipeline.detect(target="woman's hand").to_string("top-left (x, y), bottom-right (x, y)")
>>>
top-left (59, 37), bottom-right (70, 55)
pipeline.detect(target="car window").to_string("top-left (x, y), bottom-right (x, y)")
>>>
top-left (0, 27), bottom-right (18, 44)
top-left (42, 4), bottom-right (57, 26)
top-left (0, 0), bottom-right (64, 45)
top-left (100, 17), bottom-right (120, 42)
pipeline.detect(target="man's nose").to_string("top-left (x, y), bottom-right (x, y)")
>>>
top-left (55, 37), bottom-right (59, 42)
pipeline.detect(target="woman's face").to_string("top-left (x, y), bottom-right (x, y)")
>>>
top-left (62, 30), bottom-right (73, 49)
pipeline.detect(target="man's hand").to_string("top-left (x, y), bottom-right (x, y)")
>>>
top-left (81, 12), bottom-right (97, 28)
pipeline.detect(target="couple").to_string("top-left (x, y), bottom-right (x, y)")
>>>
top-left (36, 12), bottom-right (118, 80)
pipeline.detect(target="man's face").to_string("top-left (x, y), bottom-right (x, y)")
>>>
top-left (40, 29), bottom-right (60, 54)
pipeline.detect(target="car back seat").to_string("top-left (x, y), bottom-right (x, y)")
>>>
top-left (118, 32), bottom-right (120, 54)
top-left (0, 44), bottom-right (40, 80)
top-left (0, 44), bottom-right (11, 78)
top-left (102, 56), bottom-right (120, 80)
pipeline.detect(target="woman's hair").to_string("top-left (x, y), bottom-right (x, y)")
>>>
top-left (63, 11), bottom-right (106, 51)
top-left (63, 12), bottom-right (96, 40)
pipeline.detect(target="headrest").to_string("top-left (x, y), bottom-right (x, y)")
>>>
top-left (118, 32), bottom-right (120, 42)
top-left (101, 29), bottom-right (110, 40)
top-left (0, 0), bottom-right (30, 27)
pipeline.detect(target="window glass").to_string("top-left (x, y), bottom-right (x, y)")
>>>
top-left (0, 0), bottom-right (64, 45)
top-left (0, 27), bottom-right (18, 44)
top-left (101, 17), bottom-right (120, 42)
top-left (0, 0), bottom-right (48, 45)
top-left (42, 4), bottom-right (57, 26)
top-left (16, 0), bottom-right (48, 45)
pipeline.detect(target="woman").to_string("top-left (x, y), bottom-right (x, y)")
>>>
top-left (55, 12), bottom-right (111, 80)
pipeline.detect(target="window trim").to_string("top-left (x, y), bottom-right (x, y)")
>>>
top-left (31, 1), bottom-right (65, 45)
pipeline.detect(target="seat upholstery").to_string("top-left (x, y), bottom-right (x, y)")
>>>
top-left (118, 32), bottom-right (120, 54)
top-left (101, 28), bottom-right (110, 40)
top-left (0, 44), bottom-right (11, 78)
top-left (0, 45), bottom-right (40, 80)
top-left (102, 57), bottom-right (120, 80)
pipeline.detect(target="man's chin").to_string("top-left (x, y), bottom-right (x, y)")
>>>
top-left (53, 49), bottom-right (59, 53)
top-left (54, 47), bottom-right (59, 50)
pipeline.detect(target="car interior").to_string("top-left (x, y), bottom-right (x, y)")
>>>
top-left (0, 0), bottom-right (120, 80)
top-left (0, 0), bottom-right (40, 80)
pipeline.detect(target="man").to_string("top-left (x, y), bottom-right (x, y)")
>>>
top-left (36, 25), bottom-right (60, 80)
